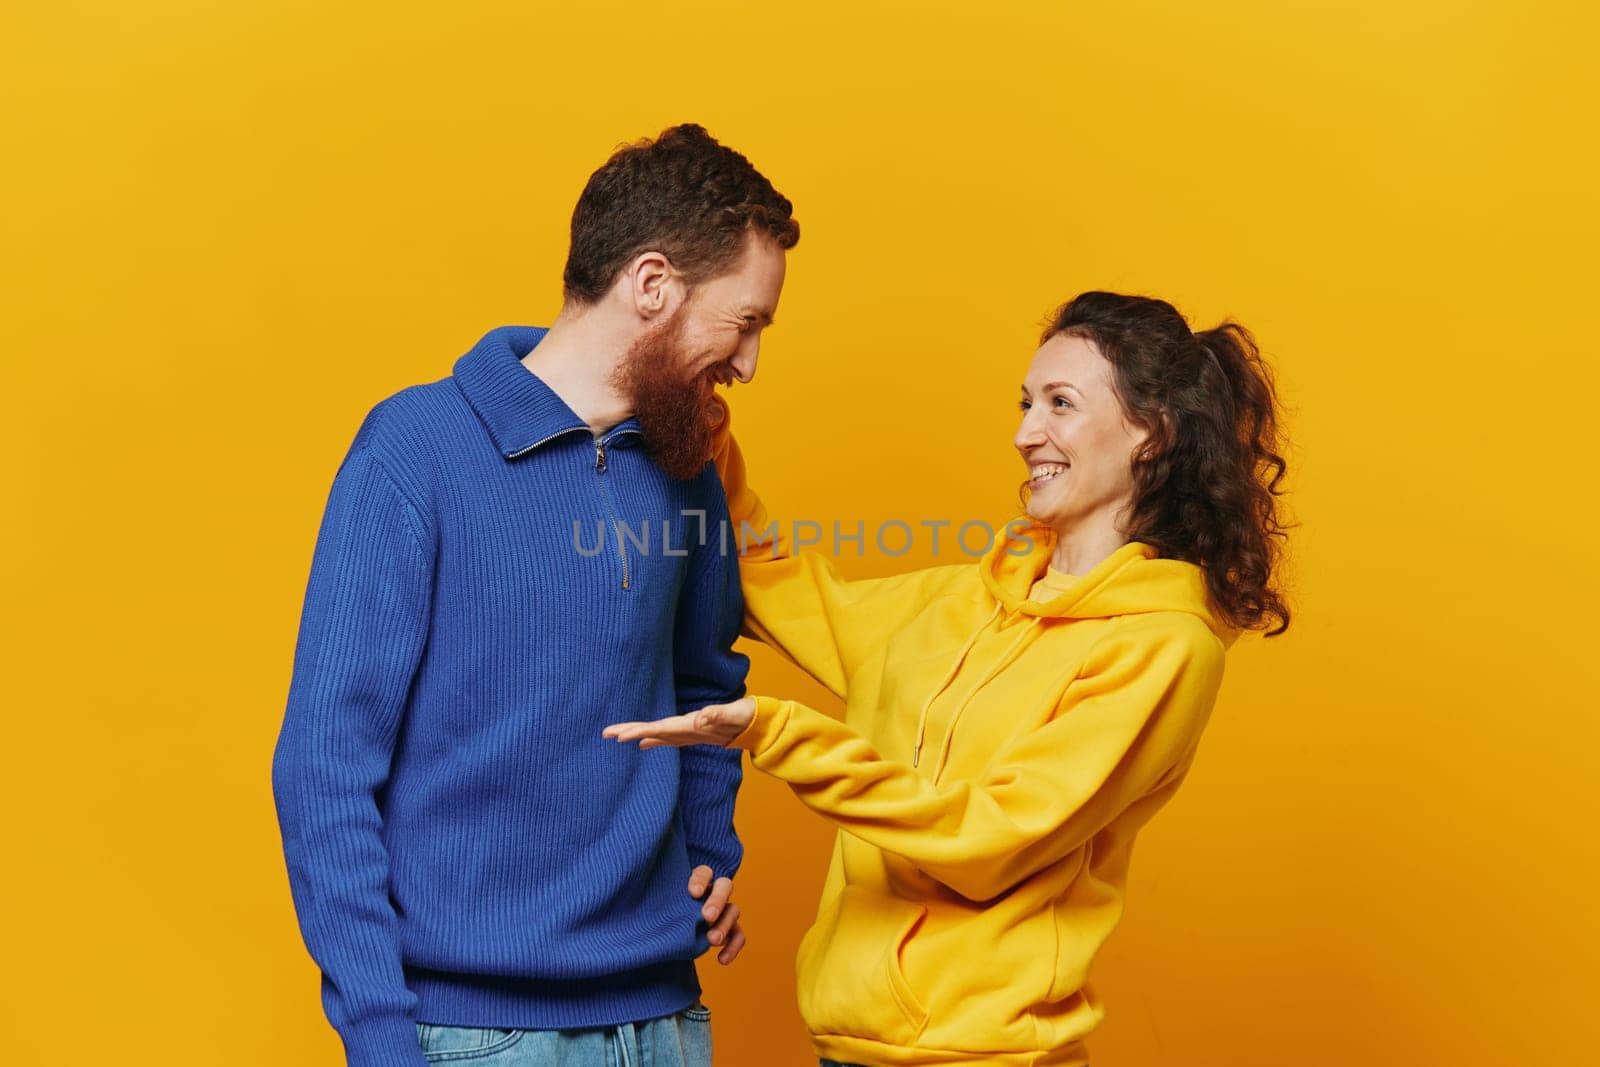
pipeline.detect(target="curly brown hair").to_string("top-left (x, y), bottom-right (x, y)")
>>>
top-left (1042, 291), bottom-right (1291, 636)
top-left (562, 123), bottom-right (800, 305)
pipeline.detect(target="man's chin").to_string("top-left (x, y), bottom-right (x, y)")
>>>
top-left (614, 324), bottom-right (722, 479)
top-left (632, 383), bottom-right (715, 480)
top-left (647, 421), bottom-right (715, 479)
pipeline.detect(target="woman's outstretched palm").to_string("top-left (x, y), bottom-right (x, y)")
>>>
top-left (604, 697), bottom-right (757, 749)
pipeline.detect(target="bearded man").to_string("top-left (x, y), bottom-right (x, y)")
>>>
top-left (271, 123), bottom-right (796, 1067)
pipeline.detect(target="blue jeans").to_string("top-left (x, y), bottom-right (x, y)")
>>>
top-left (415, 1003), bottom-right (712, 1065)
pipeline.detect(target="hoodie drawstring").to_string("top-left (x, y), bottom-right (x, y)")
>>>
top-left (912, 602), bottom-right (1044, 771)
top-left (926, 614), bottom-right (1044, 780)
top-left (912, 602), bottom-right (1002, 768)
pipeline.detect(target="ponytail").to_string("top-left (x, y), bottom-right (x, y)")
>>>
top-left (1190, 321), bottom-right (1291, 635)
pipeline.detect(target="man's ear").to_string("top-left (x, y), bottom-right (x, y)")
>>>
top-left (624, 251), bottom-right (681, 321)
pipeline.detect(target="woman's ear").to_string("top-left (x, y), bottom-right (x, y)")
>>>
top-left (1131, 410), bottom-right (1172, 466)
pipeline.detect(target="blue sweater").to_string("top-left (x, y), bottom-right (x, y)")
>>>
top-left (271, 326), bottom-right (747, 1067)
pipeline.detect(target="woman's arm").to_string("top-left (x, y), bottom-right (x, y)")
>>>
top-left (709, 395), bottom-right (971, 698)
top-left (608, 613), bottom-right (1226, 902)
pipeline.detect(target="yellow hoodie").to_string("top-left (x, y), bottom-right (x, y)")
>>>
top-left (712, 414), bottom-right (1238, 1067)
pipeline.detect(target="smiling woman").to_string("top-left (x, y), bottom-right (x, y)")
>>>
top-left (605, 290), bottom-right (1290, 1067)
top-left (1016, 333), bottom-right (1157, 577)
top-left (1027, 292), bottom-right (1290, 634)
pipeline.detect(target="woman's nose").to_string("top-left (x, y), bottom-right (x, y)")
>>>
top-left (1014, 414), bottom-right (1044, 454)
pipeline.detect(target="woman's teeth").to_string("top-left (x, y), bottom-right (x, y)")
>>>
top-left (1030, 464), bottom-right (1068, 485)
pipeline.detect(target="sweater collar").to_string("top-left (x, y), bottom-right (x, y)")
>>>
top-left (453, 325), bottom-right (640, 460)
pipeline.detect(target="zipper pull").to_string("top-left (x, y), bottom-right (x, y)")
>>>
top-left (594, 439), bottom-right (606, 473)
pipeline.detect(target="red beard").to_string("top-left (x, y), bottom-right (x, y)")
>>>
top-left (610, 311), bottom-right (721, 481)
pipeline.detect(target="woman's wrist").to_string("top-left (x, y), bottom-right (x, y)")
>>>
top-left (730, 695), bottom-right (788, 752)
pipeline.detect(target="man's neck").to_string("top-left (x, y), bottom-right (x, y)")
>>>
top-left (519, 306), bottom-right (634, 434)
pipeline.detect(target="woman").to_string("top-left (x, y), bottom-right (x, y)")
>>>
top-left (607, 291), bottom-right (1290, 1067)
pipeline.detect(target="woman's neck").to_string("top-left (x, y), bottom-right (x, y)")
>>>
top-left (1047, 522), bottom-right (1130, 576)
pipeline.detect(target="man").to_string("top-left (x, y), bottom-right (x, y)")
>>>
top-left (271, 123), bottom-right (797, 1067)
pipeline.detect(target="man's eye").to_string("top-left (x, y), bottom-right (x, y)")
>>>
top-left (1054, 396), bottom-right (1074, 409)
top-left (1018, 400), bottom-right (1031, 411)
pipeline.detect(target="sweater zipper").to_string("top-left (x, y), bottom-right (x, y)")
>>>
top-left (592, 429), bottom-right (641, 591)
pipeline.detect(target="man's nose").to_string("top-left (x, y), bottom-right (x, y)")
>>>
top-left (730, 338), bottom-right (759, 383)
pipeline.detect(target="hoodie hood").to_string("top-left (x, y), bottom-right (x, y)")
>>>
top-left (981, 518), bottom-right (1239, 647)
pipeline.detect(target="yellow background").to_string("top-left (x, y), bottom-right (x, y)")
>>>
top-left (4, 1), bottom-right (1597, 1063)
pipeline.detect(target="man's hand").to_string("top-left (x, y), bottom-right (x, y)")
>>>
top-left (688, 865), bottom-right (746, 965)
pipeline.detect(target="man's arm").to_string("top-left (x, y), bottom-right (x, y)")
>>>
top-left (671, 464), bottom-right (749, 957)
top-left (271, 424), bottom-right (433, 1067)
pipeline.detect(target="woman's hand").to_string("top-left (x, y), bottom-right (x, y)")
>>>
top-left (604, 697), bottom-right (757, 749)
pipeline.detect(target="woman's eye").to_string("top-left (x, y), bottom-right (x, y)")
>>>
top-left (1018, 400), bottom-right (1031, 411)
top-left (1053, 396), bottom-right (1074, 409)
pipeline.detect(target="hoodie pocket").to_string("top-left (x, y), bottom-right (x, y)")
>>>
top-left (797, 885), bottom-right (931, 1044)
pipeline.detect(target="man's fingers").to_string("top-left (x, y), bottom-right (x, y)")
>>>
top-left (708, 901), bottom-right (740, 945)
top-left (717, 923), bottom-right (746, 965)
top-left (688, 865), bottom-right (712, 899)
top-left (702, 876), bottom-right (734, 923)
